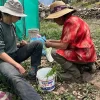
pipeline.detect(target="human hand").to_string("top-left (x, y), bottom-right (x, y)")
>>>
top-left (17, 43), bottom-right (20, 48)
top-left (20, 40), bottom-right (27, 46)
top-left (47, 39), bottom-right (53, 42)
top-left (45, 40), bottom-right (51, 48)
top-left (15, 63), bottom-right (26, 74)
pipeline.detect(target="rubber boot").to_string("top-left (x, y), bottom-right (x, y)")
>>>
top-left (60, 61), bottom-right (81, 82)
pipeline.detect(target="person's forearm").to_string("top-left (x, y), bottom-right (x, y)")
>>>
top-left (0, 52), bottom-right (26, 74)
top-left (0, 52), bottom-right (19, 68)
top-left (50, 42), bottom-right (67, 49)
top-left (46, 42), bottom-right (68, 49)
top-left (49, 40), bottom-right (61, 43)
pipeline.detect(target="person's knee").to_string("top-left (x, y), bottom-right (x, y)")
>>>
top-left (0, 62), bottom-right (21, 81)
top-left (31, 41), bottom-right (43, 49)
top-left (36, 41), bottom-right (43, 48)
top-left (62, 61), bottom-right (73, 70)
top-left (7, 70), bottom-right (22, 83)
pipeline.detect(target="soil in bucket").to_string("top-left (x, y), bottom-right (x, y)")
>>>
top-left (36, 67), bottom-right (55, 92)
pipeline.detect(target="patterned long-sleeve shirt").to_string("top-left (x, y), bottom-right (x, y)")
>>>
top-left (57, 16), bottom-right (97, 63)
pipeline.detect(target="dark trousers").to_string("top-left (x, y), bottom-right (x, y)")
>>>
top-left (51, 49), bottom-right (81, 79)
top-left (9, 41), bottom-right (43, 67)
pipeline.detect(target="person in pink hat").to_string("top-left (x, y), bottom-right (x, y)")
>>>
top-left (45, 1), bottom-right (97, 82)
top-left (0, 0), bottom-right (42, 100)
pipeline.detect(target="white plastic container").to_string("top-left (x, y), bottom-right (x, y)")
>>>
top-left (36, 68), bottom-right (55, 92)
top-left (28, 28), bottom-right (39, 38)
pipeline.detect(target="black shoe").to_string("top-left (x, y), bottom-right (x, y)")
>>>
top-left (87, 63), bottom-right (96, 73)
top-left (26, 68), bottom-right (37, 80)
top-left (77, 63), bottom-right (96, 74)
top-left (27, 74), bottom-right (36, 80)
top-left (23, 72), bottom-right (36, 80)
top-left (23, 71), bottom-right (36, 81)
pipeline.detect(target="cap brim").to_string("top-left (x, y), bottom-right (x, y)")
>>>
top-left (0, 6), bottom-right (27, 17)
top-left (46, 8), bottom-right (74, 19)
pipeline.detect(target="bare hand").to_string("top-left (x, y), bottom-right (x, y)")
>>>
top-left (47, 39), bottom-right (54, 42)
top-left (45, 40), bottom-right (51, 48)
top-left (15, 63), bottom-right (26, 74)
top-left (20, 40), bottom-right (27, 47)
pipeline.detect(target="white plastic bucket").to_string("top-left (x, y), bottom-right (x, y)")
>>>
top-left (28, 28), bottom-right (39, 38)
top-left (36, 68), bottom-right (55, 92)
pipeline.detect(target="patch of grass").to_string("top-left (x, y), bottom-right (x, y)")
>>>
top-left (40, 20), bottom-right (62, 40)
top-left (85, 19), bottom-right (100, 55)
top-left (92, 29), bottom-right (100, 55)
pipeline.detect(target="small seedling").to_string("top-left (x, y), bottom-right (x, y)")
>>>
top-left (46, 65), bottom-right (57, 78)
